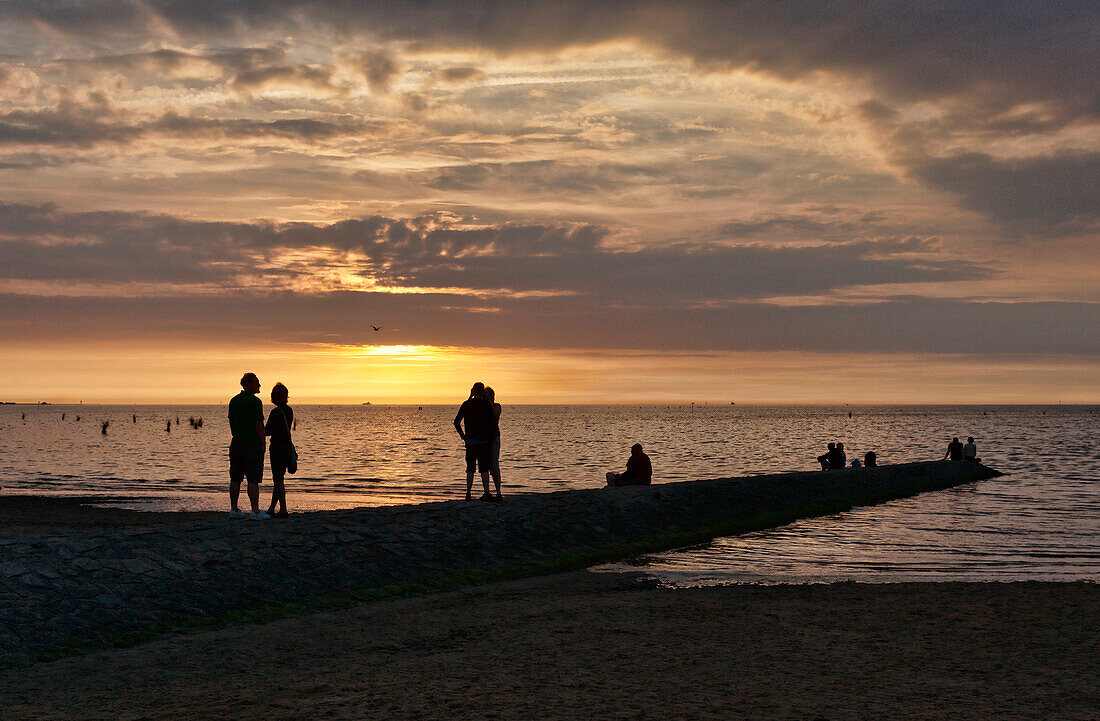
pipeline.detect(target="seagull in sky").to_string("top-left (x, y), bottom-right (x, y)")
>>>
top-left (371, 325), bottom-right (382, 331)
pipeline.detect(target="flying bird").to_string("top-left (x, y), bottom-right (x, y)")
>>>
top-left (371, 325), bottom-right (382, 331)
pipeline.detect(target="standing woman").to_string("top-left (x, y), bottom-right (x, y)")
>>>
top-left (265, 382), bottom-right (295, 518)
top-left (485, 386), bottom-right (503, 502)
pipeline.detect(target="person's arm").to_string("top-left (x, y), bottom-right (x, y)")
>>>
top-left (943, 447), bottom-right (950, 460)
top-left (453, 407), bottom-right (466, 441)
top-left (264, 410), bottom-right (275, 437)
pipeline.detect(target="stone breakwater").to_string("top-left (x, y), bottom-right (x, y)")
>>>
top-left (0, 461), bottom-right (1000, 665)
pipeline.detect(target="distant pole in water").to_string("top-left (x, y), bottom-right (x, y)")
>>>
top-left (101, 420), bottom-right (109, 435)
top-left (132, 413), bottom-right (137, 423)
top-left (62, 413), bottom-right (66, 420)
top-left (848, 411), bottom-right (852, 418)
top-left (21, 412), bottom-right (25, 420)
top-left (166, 420), bottom-right (171, 433)
top-left (76, 415), bottom-right (80, 421)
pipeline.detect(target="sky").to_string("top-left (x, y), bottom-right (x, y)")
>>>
top-left (0, 1), bottom-right (1097, 403)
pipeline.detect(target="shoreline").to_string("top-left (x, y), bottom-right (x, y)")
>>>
top-left (2, 569), bottom-right (1097, 720)
top-left (0, 462), bottom-right (1003, 664)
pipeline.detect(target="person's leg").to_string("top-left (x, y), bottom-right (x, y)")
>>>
top-left (269, 451), bottom-right (288, 514)
top-left (230, 479), bottom-right (242, 510)
top-left (229, 443), bottom-right (244, 511)
top-left (477, 446), bottom-right (492, 497)
top-left (465, 445), bottom-right (476, 500)
top-left (246, 482), bottom-right (260, 513)
top-left (246, 444), bottom-right (263, 514)
top-left (489, 438), bottom-right (502, 497)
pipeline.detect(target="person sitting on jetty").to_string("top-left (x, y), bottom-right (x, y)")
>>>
top-left (817, 443), bottom-right (836, 470)
top-left (606, 444), bottom-right (652, 486)
top-left (964, 437), bottom-right (978, 462)
top-left (836, 442), bottom-right (847, 468)
top-left (944, 437), bottom-right (964, 461)
top-left (454, 382), bottom-right (496, 502)
top-left (864, 450), bottom-right (877, 467)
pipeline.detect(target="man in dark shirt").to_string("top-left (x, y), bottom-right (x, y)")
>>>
top-left (228, 372), bottom-right (268, 520)
top-left (454, 382), bottom-right (495, 501)
top-left (606, 444), bottom-right (653, 486)
top-left (944, 437), bottom-right (964, 461)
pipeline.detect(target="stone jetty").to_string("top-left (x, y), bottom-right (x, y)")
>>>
top-left (0, 461), bottom-right (1000, 665)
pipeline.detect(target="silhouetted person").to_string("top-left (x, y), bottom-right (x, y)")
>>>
top-left (864, 450), bottom-right (877, 467)
top-left (454, 382), bottom-right (494, 501)
top-left (964, 437), bottom-right (978, 461)
top-left (606, 444), bottom-right (652, 486)
top-left (944, 437), bottom-right (964, 461)
top-left (835, 442), bottom-right (847, 468)
top-left (485, 386), bottom-right (503, 502)
top-left (817, 443), bottom-right (835, 470)
top-left (101, 420), bottom-right (108, 435)
top-left (229, 372), bottom-right (268, 520)
top-left (265, 382), bottom-right (295, 518)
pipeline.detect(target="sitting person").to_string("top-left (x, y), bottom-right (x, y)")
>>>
top-left (864, 450), bottom-right (877, 467)
top-left (963, 436), bottom-right (978, 462)
top-left (606, 444), bottom-right (652, 486)
top-left (944, 437), bottom-right (964, 461)
top-left (817, 442), bottom-right (835, 470)
top-left (851, 459), bottom-right (862, 468)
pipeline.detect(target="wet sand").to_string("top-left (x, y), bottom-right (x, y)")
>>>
top-left (2, 569), bottom-right (1096, 721)
top-left (0, 495), bottom-right (222, 537)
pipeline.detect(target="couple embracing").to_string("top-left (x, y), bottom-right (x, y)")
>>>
top-left (453, 382), bottom-right (503, 502)
top-left (228, 372), bottom-right (296, 520)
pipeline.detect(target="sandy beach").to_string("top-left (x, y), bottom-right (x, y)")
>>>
top-left (2, 567), bottom-right (1097, 720)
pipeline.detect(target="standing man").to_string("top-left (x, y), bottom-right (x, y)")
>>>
top-left (229, 372), bottom-right (269, 520)
top-left (453, 382), bottom-right (495, 502)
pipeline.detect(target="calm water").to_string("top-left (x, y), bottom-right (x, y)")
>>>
top-left (1, 404), bottom-right (1097, 583)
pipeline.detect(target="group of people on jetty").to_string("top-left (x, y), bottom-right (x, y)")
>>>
top-left (225, 371), bottom-right (974, 520)
top-left (816, 435), bottom-right (979, 471)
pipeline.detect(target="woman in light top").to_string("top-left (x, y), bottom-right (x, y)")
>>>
top-left (485, 386), bottom-right (503, 501)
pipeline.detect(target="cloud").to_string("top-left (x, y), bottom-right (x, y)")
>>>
top-left (0, 202), bottom-right (990, 305)
top-left (230, 63), bottom-right (342, 95)
top-left (8, 2), bottom-right (1092, 119)
top-left (0, 98), bottom-right (391, 147)
top-left (52, 44), bottom-right (289, 80)
top-left (347, 49), bottom-right (400, 93)
top-left (434, 66), bottom-right (485, 84)
top-left (911, 152), bottom-right (1100, 233)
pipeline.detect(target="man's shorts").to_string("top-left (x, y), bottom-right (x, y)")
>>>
top-left (229, 441), bottom-right (264, 485)
top-left (465, 441), bottom-right (492, 474)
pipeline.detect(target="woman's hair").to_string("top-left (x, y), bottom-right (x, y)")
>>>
top-left (271, 382), bottom-right (288, 403)
top-left (484, 386), bottom-right (496, 401)
top-left (469, 381), bottom-right (485, 398)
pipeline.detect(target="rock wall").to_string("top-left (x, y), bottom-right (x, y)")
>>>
top-left (0, 461), bottom-right (1001, 665)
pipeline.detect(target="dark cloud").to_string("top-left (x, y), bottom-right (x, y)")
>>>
top-left (230, 63), bottom-right (341, 95)
top-left (0, 203), bottom-right (990, 303)
top-left (53, 45), bottom-right (289, 78)
top-left (7, 1), bottom-right (1093, 120)
top-left (911, 152), bottom-right (1100, 233)
top-left (347, 49), bottom-right (400, 93)
top-left (2, 290), bottom-right (1094, 357)
top-left (435, 66), bottom-right (485, 84)
top-left (0, 99), bottom-right (389, 147)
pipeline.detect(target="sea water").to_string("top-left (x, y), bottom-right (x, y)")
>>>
top-left (1, 404), bottom-right (1096, 582)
